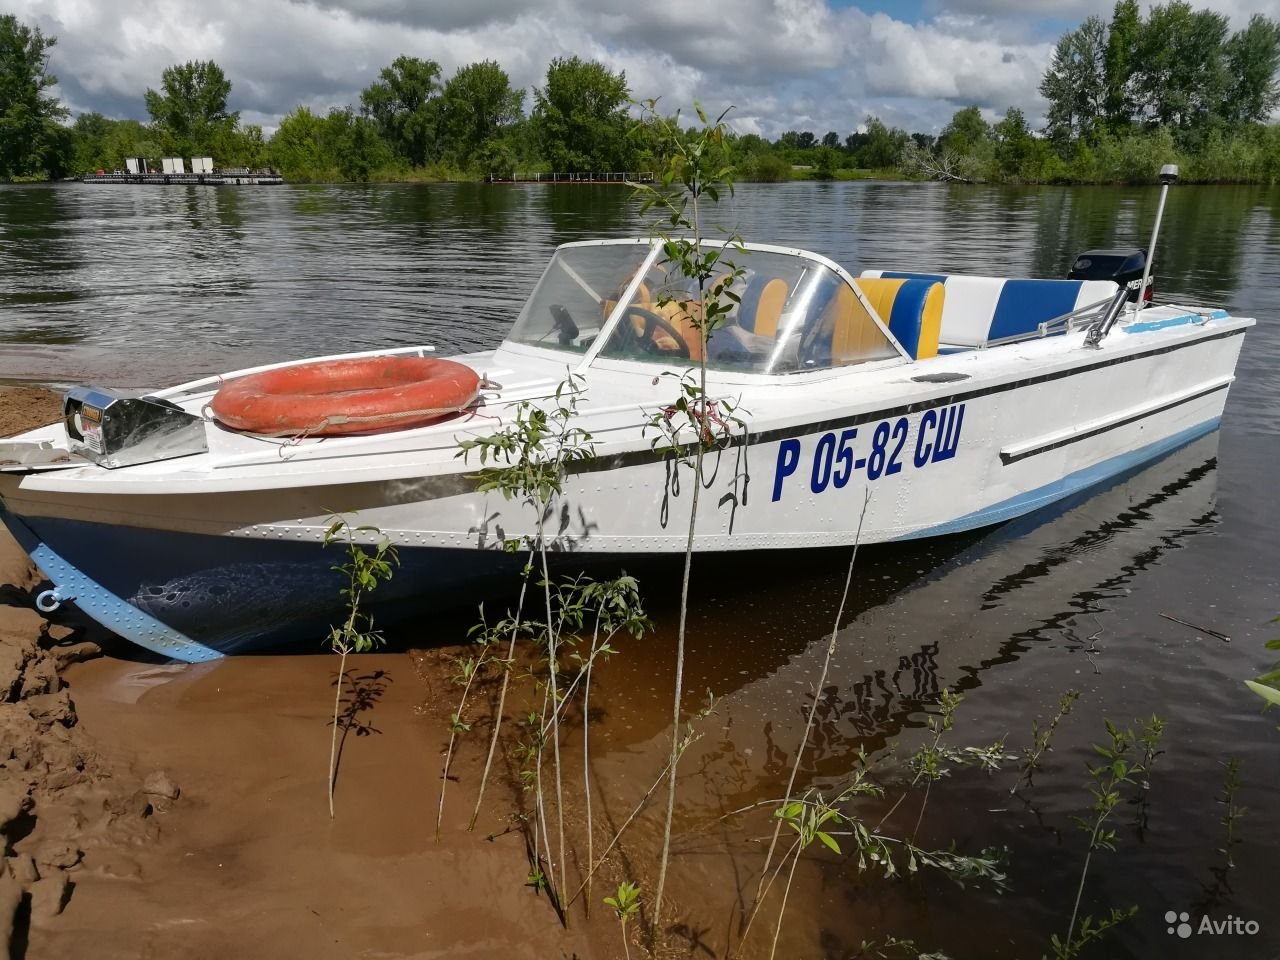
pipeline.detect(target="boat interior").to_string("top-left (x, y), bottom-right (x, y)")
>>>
top-left (505, 240), bottom-right (1131, 378)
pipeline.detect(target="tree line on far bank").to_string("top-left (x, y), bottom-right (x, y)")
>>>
top-left (1, 2), bottom-right (1278, 187)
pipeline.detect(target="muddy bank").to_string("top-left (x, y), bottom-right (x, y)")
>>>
top-left (53, 651), bottom-right (605, 959)
top-left (0, 526), bottom-right (586, 960)
top-left (0, 533), bottom-right (173, 949)
top-left (0, 387), bottom-right (609, 959)
top-left (0, 385), bottom-right (172, 953)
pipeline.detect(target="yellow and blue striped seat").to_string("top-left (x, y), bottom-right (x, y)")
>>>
top-left (860, 270), bottom-right (1118, 348)
top-left (853, 277), bottom-right (944, 360)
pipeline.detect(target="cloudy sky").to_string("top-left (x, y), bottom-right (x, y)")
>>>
top-left (14, 0), bottom-right (1275, 138)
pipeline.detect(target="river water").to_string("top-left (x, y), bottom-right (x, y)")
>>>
top-left (1, 181), bottom-right (1277, 958)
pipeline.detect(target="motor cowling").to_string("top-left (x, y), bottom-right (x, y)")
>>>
top-left (1068, 248), bottom-right (1150, 302)
top-left (63, 387), bottom-right (207, 468)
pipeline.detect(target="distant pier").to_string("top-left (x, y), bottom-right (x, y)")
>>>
top-left (82, 171), bottom-right (284, 186)
top-left (487, 172), bottom-right (653, 184)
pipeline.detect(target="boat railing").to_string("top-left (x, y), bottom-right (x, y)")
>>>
top-left (983, 289), bottom-right (1128, 349)
top-left (1083, 282), bottom-right (1144, 348)
top-left (150, 344), bottom-right (439, 404)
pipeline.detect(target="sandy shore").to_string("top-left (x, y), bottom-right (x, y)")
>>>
top-left (0, 387), bottom-right (611, 958)
top-left (0, 388), bottom-right (61, 440)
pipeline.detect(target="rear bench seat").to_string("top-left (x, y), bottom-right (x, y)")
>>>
top-left (859, 270), bottom-right (1117, 350)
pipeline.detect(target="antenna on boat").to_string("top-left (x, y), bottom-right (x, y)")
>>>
top-left (1134, 163), bottom-right (1178, 321)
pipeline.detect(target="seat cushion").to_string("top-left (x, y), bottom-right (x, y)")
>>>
top-left (859, 269), bottom-right (1118, 346)
top-left (990, 280), bottom-right (1086, 341)
top-left (853, 278), bottom-right (944, 359)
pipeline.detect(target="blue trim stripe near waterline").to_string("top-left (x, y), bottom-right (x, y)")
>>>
top-left (893, 417), bottom-right (1221, 542)
top-left (0, 507), bottom-right (225, 662)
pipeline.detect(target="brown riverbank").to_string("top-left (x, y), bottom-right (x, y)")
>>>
top-left (0, 387), bottom-right (612, 958)
top-left (0, 386), bottom-right (161, 952)
top-left (0, 388), bottom-right (60, 440)
top-left (0, 562), bottom-right (602, 957)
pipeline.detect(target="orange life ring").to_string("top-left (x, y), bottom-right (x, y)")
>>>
top-left (210, 356), bottom-right (481, 437)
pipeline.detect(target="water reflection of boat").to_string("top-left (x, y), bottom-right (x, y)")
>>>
top-left (592, 432), bottom-right (1220, 806)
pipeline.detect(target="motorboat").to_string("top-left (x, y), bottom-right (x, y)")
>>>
top-left (0, 186), bottom-right (1254, 662)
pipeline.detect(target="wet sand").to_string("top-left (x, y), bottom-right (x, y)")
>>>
top-left (49, 652), bottom-right (601, 959)
top-left (0, 388), bottom-right (609, 958)
top-left (0, 388), bottom-right (61, 440)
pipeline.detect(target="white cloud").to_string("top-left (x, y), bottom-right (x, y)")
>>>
top-left (932, 0), bottom-right (1278, 25)
top-left (863, 13), bottom-right (1053, 106)
top-left (9, 0), bottom-right (1268, 140)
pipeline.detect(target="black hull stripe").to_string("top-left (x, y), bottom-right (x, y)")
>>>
top-left (746, 326), bottom-right (1245, 445)
top-left (999, 381), bottom-right (1232, 465)
top-left (572, 325), bottom-right (1246, 475)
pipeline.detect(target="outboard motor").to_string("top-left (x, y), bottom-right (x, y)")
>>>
top-left (1068, 248), bottom-right (1150, 302)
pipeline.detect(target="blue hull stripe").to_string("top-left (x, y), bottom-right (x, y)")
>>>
top-left (1, 507), bottom-right (225, 662)
top-left (894, 417), bottom-right (1220, 541)
top-left (1123, 309), bottom-right (1227, 335)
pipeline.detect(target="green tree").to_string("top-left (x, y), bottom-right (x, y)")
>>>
top-left (1103, 0), bottom-right (1142, 131)
top-left (41, 120), bottom-right (74, 178)
top-left (360, 55), bottom-right (441, 167)
top-left (68, 115), bottom-right (154, 173)
top-left (856, 116), bottom-right (908, 168)
top-left (475, 136), bottom-right (518, 178)
top-left (438, 60), bottom-right (524, 166)
top-left (70, 112), bottom-right (111, 172)
top-left (104, 119), bottom-right (156, 170)
top-left (1135, 2), bottom-right (1230, 133)
top-left (324, 107), bottom-right (395, 181)
top-left (730, 134), bottom-right (792, 181)
top-left (1041, 15), bottom-right (1107, 145)
top-left (143, 60), bottom-right (239, 156)
top-left (0, 14), bottom-right (68, 179)
top-left (530, 56), bottom-right (633, 172)
top-left (821, 130), bottom-right (840, 149)
top-left (1221, 14), bottom-right (1280, 126)
top-left (212, 123), bottom-right (266, 168)
top-left (937, 105), bottom-right (996, 180)
top-left (940, 105), bottom-right (992, 155)
top-left (813, 144), bottom-right (839, 178)
top-left (994, 106), bottom-right (1036, 177)
top-left (268, 106), bottom-right (328, 179)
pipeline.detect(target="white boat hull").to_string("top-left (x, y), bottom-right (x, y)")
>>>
top-left (0, 313), bottom-right (1248, 662)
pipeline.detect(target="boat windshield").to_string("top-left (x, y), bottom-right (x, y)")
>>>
top-left (597, 247), bottom-right (900, 374)
top-left (506, 243), bottom-right (653, 353)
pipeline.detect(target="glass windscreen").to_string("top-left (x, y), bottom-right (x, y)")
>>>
top-left (506, 243), bottom-right (653, 352)
top-left (597, 248), bottom-right (900, 374)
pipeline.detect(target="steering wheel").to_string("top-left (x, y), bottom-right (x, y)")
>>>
top-left (622, 305), bottom-right (692, 359)
top-left (548, 304), bottom-right (580, 345)
top-left (797, 317), bottom-right (830, 367)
